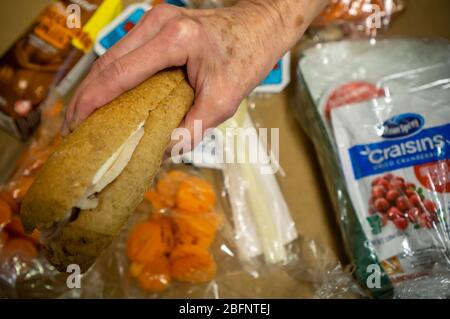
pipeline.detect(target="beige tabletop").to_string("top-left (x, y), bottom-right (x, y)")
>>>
top-left (0, 0), bottom-right (449, 263)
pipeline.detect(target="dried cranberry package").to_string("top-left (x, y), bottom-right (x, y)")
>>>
top-left (296, 38), bottom-right (450, 298)
top-left (333, 88), bottom-right (449, 296)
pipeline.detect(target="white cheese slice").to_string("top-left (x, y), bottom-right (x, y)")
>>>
top-left (77, 121), bottom-right (145, 210)
top-left (42, 122), bottom-right (146, 242)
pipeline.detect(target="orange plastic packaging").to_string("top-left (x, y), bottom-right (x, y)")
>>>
top-left (0, 161), bottom-right (42, 262)
top-left (10, 176), bottom-right (35, 201)
top-left (0, 199), bottom-right (12, 227)
top-left (0, 99), bottom-right (65, 262)
top-left (2, 238), bottom-right (37, 260)
top-left (0, 196), bottom-right (41, 260)
top-left (0, 230), bottom-right (9, 247)
top-left (5, 216), bottom-right (26, 237)
top-left (0, 191), bottom-right (19, 214)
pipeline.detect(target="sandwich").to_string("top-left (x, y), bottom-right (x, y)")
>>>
top-left (20, 68), bottom-right (194, 272)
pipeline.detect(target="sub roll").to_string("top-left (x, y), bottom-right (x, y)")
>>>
top-left (21, 69), bottom-right (194, 272)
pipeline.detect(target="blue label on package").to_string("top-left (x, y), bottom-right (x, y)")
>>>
top-left (261, 61), bottom-right (283, 85)
top-left (165, 0), bottom-right (188, 7)
top-left (349, 123), bottom-right (450, 180)
top-left (100, 8), bottom-right (146, 50)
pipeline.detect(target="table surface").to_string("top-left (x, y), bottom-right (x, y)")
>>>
top-left (0, 0), bottom-right (449, 263)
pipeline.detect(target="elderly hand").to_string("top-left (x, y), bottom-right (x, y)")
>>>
top-left (62, 1), bottom-right (327, 148)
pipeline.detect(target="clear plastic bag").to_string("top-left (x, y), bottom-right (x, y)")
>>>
top-left (0, 98), bottom-right (72, 299)
top-left (295, 37), bottom-right (450, 298)
top-left (393, 266), bottom-right (450, 299)
top-left (76, 163), bottom-right (346, 298)
top-left (0, 95), bottom-right (352, 298)
top-left (219, 101), bottom-right (297, 267)
top-left (69, 101), bottom-right (361, 298)
top-left (0, 255), bottom-right (73, 298)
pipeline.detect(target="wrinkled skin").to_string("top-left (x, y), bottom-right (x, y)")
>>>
top-left (63, 0), bottom-right (328, 149)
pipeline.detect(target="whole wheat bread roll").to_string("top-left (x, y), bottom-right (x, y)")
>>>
top-left (21, 69), bottom-right (194, 272)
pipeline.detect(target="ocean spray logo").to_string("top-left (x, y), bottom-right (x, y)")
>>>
top-left (378, 113), bottom-right (425, 139)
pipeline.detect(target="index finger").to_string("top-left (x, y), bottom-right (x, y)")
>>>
top-left (63, 5), bottom-right (183, 134)
top-left (68, 21), bottom-right (195, 131)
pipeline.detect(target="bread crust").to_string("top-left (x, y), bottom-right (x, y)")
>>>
top-left (20, 69), bottom-right (194, 272)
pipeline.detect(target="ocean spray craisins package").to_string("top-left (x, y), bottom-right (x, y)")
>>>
top-left (333, 89), bottom-right (450, 291)
top-left (296, 38), bottom-right (450, 298)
